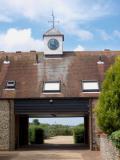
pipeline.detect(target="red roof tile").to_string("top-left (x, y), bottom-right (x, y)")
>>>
top-left (0, 51), bottom-right (119, 98)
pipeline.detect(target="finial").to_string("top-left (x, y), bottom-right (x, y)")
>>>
top-left (48, 11), bottom-right (59, 28)
top-left (52, 11), bottom-right (55, 28)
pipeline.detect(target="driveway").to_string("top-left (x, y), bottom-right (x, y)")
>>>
top-left (0, 136), bottom-right (101, 160)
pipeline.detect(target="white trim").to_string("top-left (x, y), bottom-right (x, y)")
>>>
top-left (44, 57), bottom-right (63, 60)
top-left (42, 92), bottom-right (61, 94)
top-left (4, 88), bottom-right (16, 91)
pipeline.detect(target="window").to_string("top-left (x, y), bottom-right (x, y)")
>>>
top-left (43, 81), bottom-right (60, 92)
top-left (3, 56), bottom-right (10, 64)
top-left (3, 60), bottom-right (10, 64)
top-left (82, 80), bottom-right (99, 92)
top-left (5, 80), bottom-right (16, 89)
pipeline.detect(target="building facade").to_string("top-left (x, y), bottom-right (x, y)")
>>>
top-left (0, 26), bottom-right (120, 151)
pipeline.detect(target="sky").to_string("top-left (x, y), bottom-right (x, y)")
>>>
top-left (0, 0), bottom-right (120, 52)
top-left (0, 0), bottom-right (120, 125)
top-left (29, 117), bottom-right (84, 126)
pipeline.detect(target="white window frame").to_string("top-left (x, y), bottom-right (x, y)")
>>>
top-left (5, 80), bottom-right (16, 89)
top-left (43, 81), bottom-right (61, 92)
top-left (82, 80), bottom-right (99, 92)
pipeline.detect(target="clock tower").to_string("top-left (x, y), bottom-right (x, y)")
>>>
top-left (43, 14), bottom-right (64, 56)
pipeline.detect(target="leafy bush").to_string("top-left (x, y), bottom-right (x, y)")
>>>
top-left (95, 56), bottom-right (120, 134)
top-left (34, 128), bottom-right (44, 144)
top-left (29, 125), bottom-right (44, 144)
top-left (73, 125), bottom-right (84, 143)
top-left (29, 125), bottom-right (36, 144)
top-left (109, 130), bottom-right (120, 149)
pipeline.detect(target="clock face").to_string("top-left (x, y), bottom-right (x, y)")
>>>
top-left (48, 39), bottom-right (59, 50)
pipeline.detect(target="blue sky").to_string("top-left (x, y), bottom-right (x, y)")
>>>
top-left (0, 0), bottom-right (120, 125)
top-left (29, 117), bottom-right (84, 126)
top-left (0, 0), bottom-right (120, 52)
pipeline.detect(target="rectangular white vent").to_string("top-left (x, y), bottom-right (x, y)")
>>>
top-left (82, 80), bottom-right (99, 92)
top-left (43, 81), bottom-right (60, 92)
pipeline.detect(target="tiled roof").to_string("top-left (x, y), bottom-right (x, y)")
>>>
top-left (0, 51), bottom-right (119, 98)
top-left (43, 27), bottom-right (64, 40)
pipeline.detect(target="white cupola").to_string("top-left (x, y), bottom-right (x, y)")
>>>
top-left (43, 13), bottom-right (64, 56)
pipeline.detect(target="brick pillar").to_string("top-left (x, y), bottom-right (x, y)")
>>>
top-left (0, 100), bottom-right (15, 150)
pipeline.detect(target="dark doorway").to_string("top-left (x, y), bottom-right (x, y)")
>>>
top-left (14, 98), bottom-right (90, 149)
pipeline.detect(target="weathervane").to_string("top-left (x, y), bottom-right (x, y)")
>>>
top-left (48, 11), bottom-right (59, 28)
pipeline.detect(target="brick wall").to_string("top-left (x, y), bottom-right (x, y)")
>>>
top-left (100, 134), bottom-right (120, 160)
top-left (0, 100), bottom-right (15, 150)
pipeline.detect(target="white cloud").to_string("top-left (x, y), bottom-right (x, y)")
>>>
top-left (0, 0), bottom-right (117, 41)
top-left (98, 29), bottom-right (120, 40)
top-left (0, 0), bottom-right (115, 38)
top-left (77, 30), bottom-right (93, 40)
top-left (63, 23), bottom-right (93, 40)
top-left (0, 15), bottom-right (12, 23)
top-left (113, 30), bottom-right (120, 38)
top-left (74, 45), bottom-right (85, 51)
top-left (0, 28), bottom-right (43, 51)
top-left (1, 0), bottom-right (113, 22)
top-left (99, 30), bottom-right (111, 40)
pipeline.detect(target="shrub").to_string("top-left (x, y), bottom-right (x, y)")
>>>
top-left (34, 128), bottom-right (44, 144)
top-left (110, 130), bottom-right (120, 149)
top-left (95, 56), bottom-right (120, 134)
top-left (29, 125), bottom-right (44, 144)
top-left (73, 125), bottom-right (84, 143)
top-left (29, 125), bottom-right (36, 144)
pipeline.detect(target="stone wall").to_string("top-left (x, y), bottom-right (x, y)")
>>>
top-left (0, 100), bottom-right (15, 150)
top-left (89, 99), bottom-right (100, 150)
top-left (100, 134), bottom-right (120, 160)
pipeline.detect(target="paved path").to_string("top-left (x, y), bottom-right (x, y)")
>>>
top-left (45, 136), bottom-right (74, 144)
top-left (0, 136), bottom-right (101, 160)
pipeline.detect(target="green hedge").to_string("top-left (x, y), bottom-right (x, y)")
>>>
top-left (35, 128), bottom-right (44, 144)
top-left (29, 125), bottom-right (44, 144)
top-left (109, 130), bottom-right (120, 149)
top-left (73, 125), bottom-right (84, 143)
top-left (29, 125), bottom-right (35, 144)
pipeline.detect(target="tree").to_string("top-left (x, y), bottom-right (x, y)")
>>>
top-left (95, 56), bottom-right (120, 134)
top-left (33, 119), bottom-right (40, 125)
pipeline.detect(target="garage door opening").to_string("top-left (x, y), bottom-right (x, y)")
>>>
top-left (15, 98), bottom-right (90, 149)
top-left (15, 115), bottom-right (89, 149)
top-left (29, 117), bottom-right (85, 145)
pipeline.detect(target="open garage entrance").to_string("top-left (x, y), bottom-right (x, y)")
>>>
top-left (14, 98), bottom-right (90, 149)
top-left (28, 117), bottom-right (88, 146)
